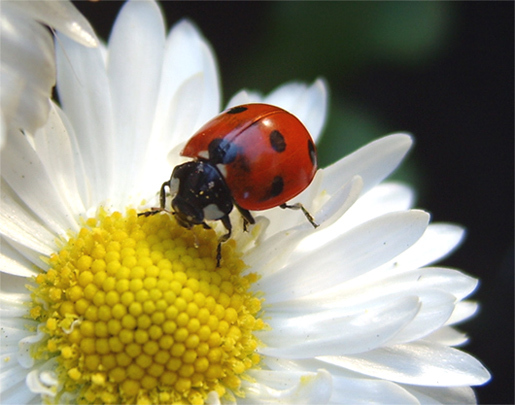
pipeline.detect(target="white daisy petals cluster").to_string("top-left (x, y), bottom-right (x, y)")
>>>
top-left (0, 1), bottom-right (490, 404)
top-left (1, 0), bottom-right (97, 148)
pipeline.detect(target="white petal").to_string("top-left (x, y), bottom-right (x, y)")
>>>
top-left (264, 78), bottom-right (328, 142)
top-left (336, 182), bottom-right (415, 233)
top-left (320, 342), bottom-right (491, 386)
top-left (264, 81), bottom-right (315, 106)
top-left (405, 385), bottom-right (477, 404)
top-left (245, 226), bottom-right (312, 277)
top-left (260, 296), bottom-right (420, 358)
top-left (32, 103), bottom-right (86, 216)
top-left (280, 270), bottom-right (475, 346)
top-left (153, 19), bottom-right (220, 143)
top-left (343, 268), bottom-right (478, 307)
top-left (323, 134), bottom-right (413, 197)
top-left (0, 243), bottom-right (38, 278)
top-left (0, 367), bottom-right (31, 399)
top-left (106, 0), bottom-right (165, 203)
top-left (327, 265), bottom-right (476, 312)
top-left (149, 73), bottom-right (207, 177)
top-left (1, 8), bottom-right (54, 135)
top-left (294, 175), bottom-right (363, 253)
top-left (300, 182), bottom-right (415, 261)
top-left (143, 68), bottom-right (224, 201)
top-left (241, 369), bottom-right (332, 404)
top-left (1, 237), bottom-right (50, 274)
top-left (18, 327), bottom-right (47, 369)
top-left (389, 223), bottom-right (466, 271)
top-left (5, 0), bottom-right (98, 47)
top-left (2, 301), bottom-right (30, 322)
top-left (0, 381), bottom-right (39, 405)
top-left (56, 34), bottom-right (115, 207)
top-left (259, 210), bottom-right (429, 303)
top-left (315, 175), bottom-right (363, 227)
top-left (1, 130), bottom-right (78, 235)
top-left (48, 103), bottom-right (90, 205)
top-left (445, 301), bottom-right (479, 326)
top-left (422, 326), bottom-right (469, 347)
top-left (331, 376), bottom-right (419, 404)
top-left (262, 267), bottom-right (476, 343)
top-left (0, 290), bottom-right (31, 316)
top-left (1, 323), bottom-right (35, 347)
top-left (1, 317), bottom-right (37, 334)
top-left (261, 355), bottom-right (438, 401)
top-left (0, 114), bottom-right (5, 150)
top-left (414, 268), bottom-right (478, 301)
top-left (0, 0), bottom-right (91, 148)
top-left (226, 89), bottom-right (264, 107)
top-left (387, 290), bottom-right (456, 345)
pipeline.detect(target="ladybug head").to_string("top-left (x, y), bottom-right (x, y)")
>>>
top-left (169, 160), bottom-right (234, 229)
top-left (171, 194), bottom-right (203, 229)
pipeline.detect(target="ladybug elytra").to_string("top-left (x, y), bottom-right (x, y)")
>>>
top-left (145, 104), bottom-right (318, 265)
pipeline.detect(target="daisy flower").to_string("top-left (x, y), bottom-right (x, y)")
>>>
top-left (0, 1), bottom-right (490, 404)
top-left (0, 0), bottom-right (97, 147)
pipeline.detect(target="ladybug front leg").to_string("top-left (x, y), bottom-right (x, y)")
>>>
top-left (215, 214), bottom-right (233, 267)
top-left (280, 203), bottom-right (319, 228)
top-left (235, 205), bottom-right (255, 232)
top-left (138, 180), bottom-right (171, 217)
top-left (159, 180), bottom-right (170, 210)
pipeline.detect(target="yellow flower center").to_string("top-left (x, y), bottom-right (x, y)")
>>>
top-left (29, 209), bottom-right (264, 405)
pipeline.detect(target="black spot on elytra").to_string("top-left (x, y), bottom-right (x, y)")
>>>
top-left (227, 106), bottom-right (247, 114)
top-left (208, 138), bottom-right (241, 164)
top-left (308, 139), bottom-right (317, 167)
top-left (238, 155), bottom-right (251, 172)
top-left (269, 130), bottom-right (286, 153)
top-left (269, 176), bottom-right (284, 198)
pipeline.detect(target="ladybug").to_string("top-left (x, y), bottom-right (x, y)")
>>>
top-left (148, 104), bottom-right (318, 265)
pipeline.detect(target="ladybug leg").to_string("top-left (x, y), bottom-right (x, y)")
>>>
top-left (215, 215), bottom-right (233, 267)
top-left (138, 180), bottom-right (170, 217)
top-left (159, 180), bottom-right (170, 210)
top-left (235, 205), bottom-right (255, 232)
top-left (138, 211), bottom-right (156, 217)
top-left (280, 203), bottom-right (319, 228)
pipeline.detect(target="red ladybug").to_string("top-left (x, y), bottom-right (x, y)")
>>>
top-left (152, 104), bottom-right (318, 265)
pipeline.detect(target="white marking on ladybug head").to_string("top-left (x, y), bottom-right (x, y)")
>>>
top-left (216, 163), bottom-right (227, 177)
top-left (203, 203), bottom-right (225, 221)
top-left (169, 177), bottom-right (180, 197)
top-left (198, 150), bottom-right (209, 159)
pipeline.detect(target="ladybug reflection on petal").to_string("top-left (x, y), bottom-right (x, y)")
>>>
top-left (143, 104), bottom-right (318, 265)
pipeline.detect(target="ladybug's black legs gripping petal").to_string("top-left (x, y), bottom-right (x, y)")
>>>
top-left (215, 214), bottom-right (233, 267)
top-left (159, 180), bottom-right (170, 210)
top-left (235, 205), bottom-right (255, 232)
top-left (280, 203), bottom-right (319, 228)
top-left (138, 210), bottom-right (156, 217)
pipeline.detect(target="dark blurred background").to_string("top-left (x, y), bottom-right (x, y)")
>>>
top-left (73, 2), bottom-right (514, 403)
